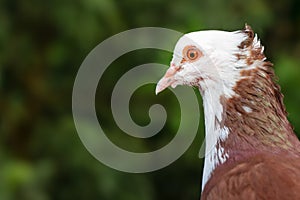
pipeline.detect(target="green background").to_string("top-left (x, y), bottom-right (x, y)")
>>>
top-left (1, 0), bottom-right (300, 199)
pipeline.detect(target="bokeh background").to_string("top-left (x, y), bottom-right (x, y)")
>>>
top-left (1, 0), bottom-right (300, 199)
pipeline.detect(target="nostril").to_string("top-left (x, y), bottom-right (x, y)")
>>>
top-left (170, 63), bottom-right (182, 70)
top-left (165, 67), bottom-right (176, 77)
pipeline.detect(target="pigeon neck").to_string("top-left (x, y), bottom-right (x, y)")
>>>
top-left (200, 80), bottom-right (230, 190)
top-left (200, 61), bottom-right (300, 190)
top-left (220, 62), bottom-right (300, 156)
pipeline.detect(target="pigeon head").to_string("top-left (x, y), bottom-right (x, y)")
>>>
top-left (155, 25), bottom-right (300, 199)
top-left (156, 25), bottom-right (264, 98)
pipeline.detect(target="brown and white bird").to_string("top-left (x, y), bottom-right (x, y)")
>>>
top-left (156, 25), bottom-right (300, 200)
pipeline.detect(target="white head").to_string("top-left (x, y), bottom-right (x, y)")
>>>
top-left (156, 25), bottom-right (266, 189)
top-left (156, 25), bottom-right (264, 98)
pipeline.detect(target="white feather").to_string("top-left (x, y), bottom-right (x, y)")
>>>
top-left (168, 29), bottom-right (265, 190)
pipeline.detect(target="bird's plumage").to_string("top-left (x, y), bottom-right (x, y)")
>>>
top-left (156, 25), bottom-right (300, 200)
top-left (202, 153), bottom-right (300, 200)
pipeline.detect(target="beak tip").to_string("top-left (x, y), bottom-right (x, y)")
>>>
top-left (156, 71), bottom-right (175, 95)
top-left (155, 86), bottom-right (162, 95)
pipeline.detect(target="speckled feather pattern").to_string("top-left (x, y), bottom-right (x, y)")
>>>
top-left (201, 26), bottom-right (300, 200)
top-left (156, 25), bottom-right (300, 200)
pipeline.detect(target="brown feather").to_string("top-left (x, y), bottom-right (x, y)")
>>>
top-left (202, 153), bottom-right (300, 200)
top-left (202, 25), bottom-right (300, 199)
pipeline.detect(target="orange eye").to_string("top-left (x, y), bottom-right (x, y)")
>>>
top-left (187, 49), bottom-right (198, 60)
top-left (183, 46), bottom-right (202, 62)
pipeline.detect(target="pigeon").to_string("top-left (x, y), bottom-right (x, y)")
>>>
top-left (156, 25), bottom-right (300, 200)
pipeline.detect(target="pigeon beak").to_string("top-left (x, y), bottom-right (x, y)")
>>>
top-left (155, 65), bottom-right (178, 95)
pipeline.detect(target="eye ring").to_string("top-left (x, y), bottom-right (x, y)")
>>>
top-left (187, 49), bottom-right (198, 60)
top-left (183, 46), bottom-right (202, 62)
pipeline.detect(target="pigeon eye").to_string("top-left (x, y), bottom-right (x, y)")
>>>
top-left (183, 46), bottom-right (202, 62)
top-left (187, 49), bottom-right (198, 60)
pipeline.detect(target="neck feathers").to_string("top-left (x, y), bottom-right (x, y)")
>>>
top-left (201, 25), bottom-right (300, 190)
top-left (224, 25), bottom-right (299, 155)
top-left (223, 61), bottom-right (300, 156)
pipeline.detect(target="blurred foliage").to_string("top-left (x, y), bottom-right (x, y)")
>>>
top-left (1, 0), bottom-right (300, 199)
